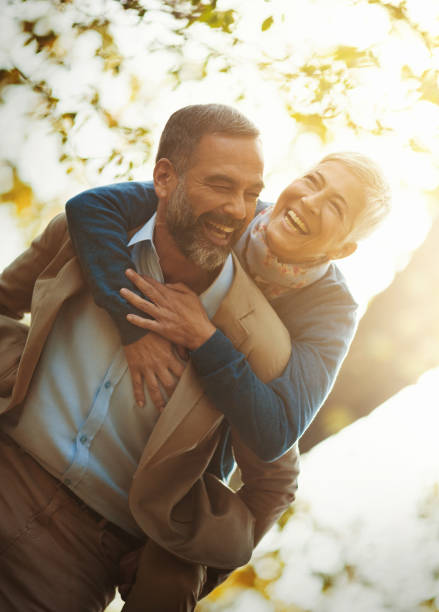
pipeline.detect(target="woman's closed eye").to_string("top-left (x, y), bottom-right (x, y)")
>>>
top-left (330, 200), bottom-right (343, 218)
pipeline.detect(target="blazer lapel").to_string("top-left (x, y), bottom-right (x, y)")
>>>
top-left (137, 254), bottom-right (255, 469)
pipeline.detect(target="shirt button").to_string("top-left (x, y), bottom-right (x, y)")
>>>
top-left (104, 381), bottom-right (111, 389)
top-left (80, 434), bottom-right (88, 444)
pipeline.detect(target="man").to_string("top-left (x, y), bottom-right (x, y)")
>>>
top-left (0, 104), bottom-right (300, 611)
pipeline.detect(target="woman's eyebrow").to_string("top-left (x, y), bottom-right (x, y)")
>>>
top-left (315, 170), bottom-right (348, 207)
top-left (313, 170), bottom-right (326, 189)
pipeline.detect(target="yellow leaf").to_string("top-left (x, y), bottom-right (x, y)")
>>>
top-left (262, 16), bottom-right (274, 32)
top-left (0, 167), bottom-right (34, 217)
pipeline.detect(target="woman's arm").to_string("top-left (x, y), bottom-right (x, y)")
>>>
top-left (120, 268), bottom-right (358, 461)
top-left (66, 183), bottom-right (358, 460)
top-left (191, 272), bottom-right (358, 460)
top-left (65, 181), bottom-right (158, 345)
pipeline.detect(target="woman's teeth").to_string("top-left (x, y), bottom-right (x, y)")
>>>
top-left (285, 210), bottom-right (308, 234)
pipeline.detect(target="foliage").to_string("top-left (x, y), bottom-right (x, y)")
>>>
top-left (1, 0), bottom-right (439, 230)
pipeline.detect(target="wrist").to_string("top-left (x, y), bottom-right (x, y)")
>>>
top-left (188, 322), bottom-right (217, 351)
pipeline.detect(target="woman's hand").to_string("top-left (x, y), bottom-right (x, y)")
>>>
top-left (120, 268), bottom-right (217, 351)
top-left (124, 332), bottom-right (188, 410)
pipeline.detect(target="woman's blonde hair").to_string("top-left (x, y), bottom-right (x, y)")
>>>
top-left (320, 151), bottom-right (391, 242)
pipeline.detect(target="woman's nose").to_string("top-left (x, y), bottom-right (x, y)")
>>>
top-left (301, 193), bottom-right (321, 215)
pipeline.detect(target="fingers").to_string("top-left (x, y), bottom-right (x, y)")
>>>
top-left (157, 368), bottom-right (178, 402)
top-left (175, 344), bottom-right (189, 361)
top-left (120, 288), bottom-right (158, 315)
top-left (126, 314), bottom-right (158, 330)
top-left (143, 364), bottom-right (180, 411)
top-left (128, 366), bottom-right (145, 408)
top-left (168, 352), bottom-right (186, 378)
top-left (165, 281), bottom-right (192, 295)
top-left (143, 369), bottom-right (166, 412)
top-left (125, 269), bottom-right (165, 303)
top-left (123, 333), bottom-right (188, 412)
top-left (126, 269), bottom-right (187, 301)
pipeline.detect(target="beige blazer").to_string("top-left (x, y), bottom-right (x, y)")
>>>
top-left (0, 213), bottom-right (299, 571)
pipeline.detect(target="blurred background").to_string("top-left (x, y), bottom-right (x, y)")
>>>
top-left (1, 0), bottom-right (439, 610)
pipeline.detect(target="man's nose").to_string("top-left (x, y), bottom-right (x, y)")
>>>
top-left (222, 192), bottom-right (248, 220)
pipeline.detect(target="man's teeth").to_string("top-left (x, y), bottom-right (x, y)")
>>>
top-left (206, 220), bottom-right (234, 234)
top-left (286, 210), bottom-right (308, 234)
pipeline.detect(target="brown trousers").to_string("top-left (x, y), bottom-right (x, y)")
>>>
top-left (0, 433), bottom-right (207, 612)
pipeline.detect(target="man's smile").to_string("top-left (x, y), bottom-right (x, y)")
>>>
top-left (202, 216), bottom-right (243, 246)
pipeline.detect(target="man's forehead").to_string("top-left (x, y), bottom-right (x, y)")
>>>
top-left (189, 132), bottom-right (264, 178)
top-left (193, 131), bottom-right (262, 157)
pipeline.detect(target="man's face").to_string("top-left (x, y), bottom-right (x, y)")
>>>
top-left (166, 132), bottom-right (264, 270)
top-left (266, 160), bottom-right (366, 264)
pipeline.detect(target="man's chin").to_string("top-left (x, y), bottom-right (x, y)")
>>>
top-left (170, 223), bottom-right (231, 271)
top-left (180, 233), bottom-right (230, 271)
top-left (187, 244), bottom-right (229, 271)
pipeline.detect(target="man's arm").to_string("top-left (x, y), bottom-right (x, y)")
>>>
top-left (65, 183), bottom-right (357, 460)
top-left (0, 213), bottom-right (68, 319)
top-left (0, 214), bottom-right (69, 399)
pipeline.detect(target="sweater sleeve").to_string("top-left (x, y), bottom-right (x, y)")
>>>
top-left (65, 181), bottom-right (158, 344)
top-left (190, 270), bottom-right (358, 461)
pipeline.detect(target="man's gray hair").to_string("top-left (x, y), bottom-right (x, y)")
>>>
top-left (156, 104), bottom-right (260, 175)
top-left (320, 151), bottom-right (391, 242)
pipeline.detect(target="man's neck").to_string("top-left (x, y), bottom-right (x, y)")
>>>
top-left (153, 216), bottom-right (219, 295)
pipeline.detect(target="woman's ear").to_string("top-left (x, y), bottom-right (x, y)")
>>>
top-left (153, 158), bottom-right (178, 199)
top-left (329, 241), bottom-right (357, 261)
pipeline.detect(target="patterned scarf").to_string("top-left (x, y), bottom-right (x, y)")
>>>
top-left (234, 207), bottom-right (329, 300)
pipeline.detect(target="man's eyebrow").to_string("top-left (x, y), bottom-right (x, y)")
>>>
top-left (206, 174), bottom-right (235, 184)
top-left (315, 170), bottom-right (347, 207)
top-left (206, 174), bottom-right (265, 191)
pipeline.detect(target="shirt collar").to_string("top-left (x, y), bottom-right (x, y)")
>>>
top-left (128, 214), bottom-right (156, 247)
top-left (200, 254), bottom-right (233, 319)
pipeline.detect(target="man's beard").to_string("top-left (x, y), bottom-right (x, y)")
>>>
top-left (166, 180), bottom-right (244, 271)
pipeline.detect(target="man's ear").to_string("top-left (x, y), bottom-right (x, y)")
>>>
top-left (153, 158), bottom-right (178, 199)
top-left (329, 241), bottom-right (357, 261)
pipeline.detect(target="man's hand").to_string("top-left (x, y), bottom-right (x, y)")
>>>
top-left (124, 332), bottom-right (187, 410)
top-left (120, 269), bottom-right (217, 351)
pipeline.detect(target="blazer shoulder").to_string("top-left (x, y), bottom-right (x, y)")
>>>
top-left (215, 255), bottom-right (292, 383)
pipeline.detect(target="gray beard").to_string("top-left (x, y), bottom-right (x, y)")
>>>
top-left (166, 180), bottom-right (232, 271)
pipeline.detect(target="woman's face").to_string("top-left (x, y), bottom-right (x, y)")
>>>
top-left (266, 160), bottom-right (366, 264)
